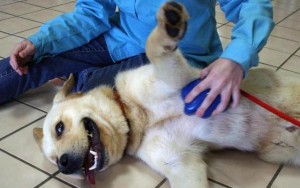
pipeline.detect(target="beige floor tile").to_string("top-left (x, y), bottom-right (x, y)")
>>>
top-left (0, 0), bottom-right (22, 6)
top-left (257, 63), bottom-right (277, 71)
top-left (0, 12), bottom-right (13, 20)
top-left (207, 150), bottom-right (279, 188)
top-left (272, 0), bottom-right (300, 11)
top-left (265, 35), bottom-right (300, 54)
top-left (0, 17), bottom-right (40, 34)
top-left (0, 32), bottom-right (9, 38)
top-left (217, 25), bottom-right (232, 39)
top-left (226, 22), bottom-right (234, 27)
top-left (259, 48), bottom-right (290, 67)
top-left (296, 49), bottom-right (300, 56)
top-left (277, 68), bottom-right (300, 79)
top-left (271, 26), bottom-right (300, 42)
top-left (0, 35), bottom-right (23, 57)
top-left (273, 8), bottom-right (294, 23)
top-left (281, 55), bottom-right (300, 73)
top-left (279, 19), bottom-right (300, 31)
top-left (219, 37), bottom-right (231, 49)
top-left (50, 2), bottom-right (75, 13)
top-left (215, 4), bottom-right (222, 13)
top-left (0, 118), bottom-right (58, 174)
top-left (24, 0), bottom-right (74, 8)
top-left (57, 155), bottom-right (164, 188)
top-left (0, 2), bottom-right (43, 16)
top-left (0, 151), bottom-right (48, 187)
top-left (17, 82), bottom-right (62, 112)
top-left (40, 179), bottom-right (72, 188)
top-left (272, 166), bottom-right (300, 188)
top-left (288, 10), bottom-right (300, 22)
top-left (21, 9), bottom-right (63, 23)
top-left (15, 27), bottom-right (39, 38)
top-left (215, 12), bottom-right (227, 24)
top-left (0, 101), bottom-right (45, 138)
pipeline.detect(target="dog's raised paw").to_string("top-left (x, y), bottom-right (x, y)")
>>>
top-left (158, 1), bottom-right (189, 40)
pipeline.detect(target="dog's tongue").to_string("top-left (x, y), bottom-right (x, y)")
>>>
top-left (84, 146), bottom-right (96, 187)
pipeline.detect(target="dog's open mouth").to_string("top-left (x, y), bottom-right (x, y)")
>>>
top-left (83, 118), bottom-right (106, 187)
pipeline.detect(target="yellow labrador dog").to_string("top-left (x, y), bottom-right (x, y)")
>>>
top-left (33, 2), bottom-right (300, 188)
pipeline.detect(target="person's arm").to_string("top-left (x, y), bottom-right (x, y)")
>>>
top-left (219, 0), bottom-right (274, 74)
top-left (185, 0), bottom-right (274, 117)
top-left (28, 0), bottom-right (116, 61)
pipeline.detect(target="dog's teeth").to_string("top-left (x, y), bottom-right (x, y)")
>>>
top-left (89, 160), bottom-right (98, 170)
top-left (90, 150), bottom-right (97, 156)
top-left (87, 133), bottom-right (93, 137)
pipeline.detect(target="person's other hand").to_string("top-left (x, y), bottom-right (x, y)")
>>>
top-left (10, 40), bottom-right (35, 75)
top-left (185, 58), bottom-right (244, 117)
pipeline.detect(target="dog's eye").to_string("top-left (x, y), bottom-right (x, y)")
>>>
top-left (55, 121), bottom-right (64, 136)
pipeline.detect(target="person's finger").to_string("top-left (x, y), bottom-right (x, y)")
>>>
top-left (212, 86), bottom-right (232, 116)
top-left (230, 86), bottom-right (241, 108)
top-left (185, 79), bottom-right (209, 103)
top-left (200, 66), bottom-right (210, 79)
top-left (18, 65), bottom-right (28, 75)
top-left (195, 88), bottom-right (219, 117)
top-left (19, 46), bottom-right (34, 58)
top-left (9, 55), bottom-right (18, 70)
top-left (15, 68), bottom-right (23, 76)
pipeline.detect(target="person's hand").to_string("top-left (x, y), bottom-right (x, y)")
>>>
top-left (185, 58), bottom-right (244, 117)
top-left (10, 40), bottom-right (35, 75)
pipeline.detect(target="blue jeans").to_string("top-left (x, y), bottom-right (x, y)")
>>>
top-left (0, 35), bottom-right (149, 104)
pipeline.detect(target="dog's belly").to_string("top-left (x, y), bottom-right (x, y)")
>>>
top-left (139, 113), bottom-right (259, 158)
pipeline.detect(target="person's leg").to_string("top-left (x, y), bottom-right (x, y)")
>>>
top-left (76, 53), bottom-right (149, 92)
top-left (0, 35), bottom-right (113, 104)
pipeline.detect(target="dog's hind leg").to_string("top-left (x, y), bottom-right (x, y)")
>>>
top-left (258, 123), bottom-right (300, 166)
top-left (136, 129), bottom-right (208, 188)
top-left (146, 2), bottom-right (197, 89)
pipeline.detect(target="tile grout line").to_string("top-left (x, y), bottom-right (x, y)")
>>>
top-left (0, 0), bottom-right (24, 7)
top-left (266, 164), bottom-right (284, 188)
top-left (34, 171), bottom-right (77, 188)
top-left (33, 171), bottom-right (60, 188)
top-left (0, 115), bottom-right (46, 142)
top-left (13, 99), bottom-right (48, 114)
top-left (208, 178), bottom-right (232, 188)
top-left (53, 176), bottom-right (78, 188)
top-left (276, 46), bottom-right (300, 71)
top-left (275, 8), bottom-right (300, 25)
top-left (154, 178), bottom-right (167, 188)
top-left (21, 1), bottom-right (76, 9)
top-left (0, 148), bottom-right (52, 176)
top-left (0, 0), bottom-right (76, 26)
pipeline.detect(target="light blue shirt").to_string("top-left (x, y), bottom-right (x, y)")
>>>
top-left (28, 0), bottom-right (274, 74)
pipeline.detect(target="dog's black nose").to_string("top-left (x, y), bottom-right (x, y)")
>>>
top-left (57, 153), bottom-right (82, 174)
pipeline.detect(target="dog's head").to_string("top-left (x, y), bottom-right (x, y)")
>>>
top-left (33, 75), bottom-right (129, 185)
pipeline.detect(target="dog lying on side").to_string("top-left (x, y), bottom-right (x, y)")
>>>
top-left (33, 2), bottom-right (300, 188)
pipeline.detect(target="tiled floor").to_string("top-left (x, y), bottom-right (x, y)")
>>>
top-left (0, 0), bottom-right (299, 187)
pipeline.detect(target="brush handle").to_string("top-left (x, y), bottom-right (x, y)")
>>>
top-left (181, 79), bottom-right (223, 118)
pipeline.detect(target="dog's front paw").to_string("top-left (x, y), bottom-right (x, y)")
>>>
top-left (157, 1), bottom-right (189, 40)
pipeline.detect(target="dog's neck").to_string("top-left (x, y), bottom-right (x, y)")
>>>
top-left (113, 90), bottom-right (128, 120)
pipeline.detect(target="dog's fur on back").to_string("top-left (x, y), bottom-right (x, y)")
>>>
top-left (33, 2), bottom-right (300, 187)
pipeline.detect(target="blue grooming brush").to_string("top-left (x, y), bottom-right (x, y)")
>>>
top-left (181, 79), bottom-right (223, 118)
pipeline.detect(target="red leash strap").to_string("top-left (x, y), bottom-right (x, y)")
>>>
top-left (240, 89), bottom-right (300, 127)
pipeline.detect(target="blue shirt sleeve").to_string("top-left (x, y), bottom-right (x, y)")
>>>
top-left (28, 0), bottom-right (116, 61)
top-left (218, 0), bottom-right (275, 76)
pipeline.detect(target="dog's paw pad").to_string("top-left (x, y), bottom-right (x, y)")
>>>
top-left (159, 1), bottom-right (189, 39)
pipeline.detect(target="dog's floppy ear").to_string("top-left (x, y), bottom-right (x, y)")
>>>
top-left (53, 74), bottom-right (75, 104)
top-left (33, 128), bottom-right (43, 149)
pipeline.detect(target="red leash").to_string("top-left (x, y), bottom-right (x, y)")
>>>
top-left (240, 90), bottom-right (300, 127)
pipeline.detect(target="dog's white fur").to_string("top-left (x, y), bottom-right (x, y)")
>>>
top-left (34, 2), bottom-right (300, 188)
